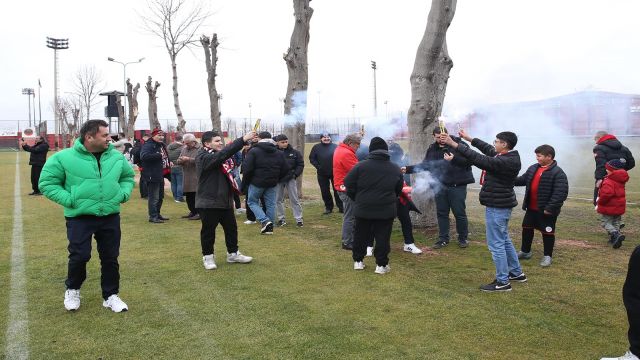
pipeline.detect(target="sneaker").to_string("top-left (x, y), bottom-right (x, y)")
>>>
top-left (432, 241), bottom-right (448, 249)
top-left (458, 240), bottom-right (469, 248)
top-left (261, 222), bottom-right (273, 235)
top-left (235, 208), bottom-right (247, 214)
top-left (227, 251), bottom-right (253, 263)
top-left (403, 243), bottom-right (423, 254)
top-left (600, 351), bottom-right (640, 360)
top-left (480, 280), bottom-right (512, 292)
top-left (102, 294), bottom-right (128, 313)
top-left (341, 243), bottom-right (353, 250)
top-left (244, 220), bottom-right (257, 225)
top-left (203, 254), bottom-right (217, 270)
top-left (322, 209), bottom-right (333, 215)
top-left (353, 261), bottom-right (365, 270)
top-left (366, 246), bottom-right (374, 257)
top-left (181, 212), bottom-right (195, 219)
top-left (188, 214), bottom-right (201, 220)
top-left (64, 289), bottom-right (81, 311)
top-left (158, 215), bottom-right (170, 221)
top-left (296, 221), bottom-right (304, 227)
top-left (540, 256), bottom-right (552, 267)
top-left (612, 232), bottom-right (626, 249)
top-left (149, 218), bottom-right (165, 223)
top-left (277, 219), bottom-right (287, 227)
top-left (508, 272), bottom-right (528, 283)
top-left (374, 265), bottom-right (391, 274)
top-left (517, 251), bottom-right (532, 260)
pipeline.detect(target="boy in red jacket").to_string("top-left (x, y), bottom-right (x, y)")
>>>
top-left (596, 158), bottom-right (630, 249)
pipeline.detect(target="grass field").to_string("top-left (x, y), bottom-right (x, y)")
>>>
top-left (1, 138), bottom-right (639, 359)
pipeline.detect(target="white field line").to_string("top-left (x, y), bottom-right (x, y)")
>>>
top-left (5, 152), bottom-right (29, 359)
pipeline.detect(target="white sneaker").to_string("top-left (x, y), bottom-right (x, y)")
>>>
top-left (540, 255), bottom-right (552, 267)
top-left (203, 254), bottom-right (217, 270)
top-left (64, 289), bottom-right (81, 311)
top-left (366, 247), bottom-right (374, 257)
top-left (227, 251), bottom-right (253, 263)
top-left (601, 351), bottom-right (640, 360)
top-left (243, 220), bottom-right (256, 225)
top-left (374, 265), bottom-right (391, 274)
top-left (236, 208), bottom-right (246, 214)
top-left (102, 294), bottom-right (128, 313)
top-left (403, 243), bottom-right (423, 254)
top-left (353, 261), bottom-right (365, 270)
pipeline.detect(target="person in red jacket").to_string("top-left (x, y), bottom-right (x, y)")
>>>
top-left (597, 158), bottom-right (629, 249)
top-left (333, 133), bottom-right (361, 250)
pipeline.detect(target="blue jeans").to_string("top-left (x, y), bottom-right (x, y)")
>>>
top-left (248, 184), bottom-right (277, 225)
top-left (170, 167), bottom-right (183, 201)
top-left (147, 181), bottom-right (165, 220)
top-left (485, 207), bottom-right (522, 283)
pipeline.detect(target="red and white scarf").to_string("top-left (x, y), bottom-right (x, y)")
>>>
top-left (204, 145), bottom-right (241, 194)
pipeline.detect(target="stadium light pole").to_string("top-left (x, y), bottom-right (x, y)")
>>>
top-left (46, 37), bottom-right (69, 146)
top-left (22, 88), bottom-right (35, 127)
top-left (107, 56), bottom-right (145, 131)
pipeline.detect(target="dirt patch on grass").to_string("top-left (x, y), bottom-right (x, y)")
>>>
top-left (556, 239), bottom-right (600, 249)
top-left (311, 224), bottom-right (330, 229)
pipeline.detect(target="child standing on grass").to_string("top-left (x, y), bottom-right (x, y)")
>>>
top-left (596, 158), bottom-right (629, 249)
top-left (515, 145), bottom-right (569, 267)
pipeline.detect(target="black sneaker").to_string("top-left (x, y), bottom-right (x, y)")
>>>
top-left (149, 218), bottom-right (164, 223)
top-left (458, 240), bottom-right (469, 248)
top-left (322, 209), bottom-right (333, 215)
top-left (612, 232), bottom-right (625, 249)
top-left (296, 221), bottom-right (304, 227)
top-left (341, 243), bottom-right (353, 250)
top-left (159, 215), bottom-right (170, 221)
top-left (261, 222), bottom-right (274, 235)
top-left (480, 280), bottom-right (512, 292)
top-left (277, 219), bottom-right (287, 227)
top-left (432, 241), bottom-right (449, 249)
top-left (508, 272), bottom-right (528, 283)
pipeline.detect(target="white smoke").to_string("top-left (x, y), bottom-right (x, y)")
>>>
top-left (411, 170), bottom-right (443, 201)
top-left (283, 90), bottom-right (308, 126)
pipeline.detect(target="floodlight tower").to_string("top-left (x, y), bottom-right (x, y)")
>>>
top-left (46, 37), bottom-right (69, 144)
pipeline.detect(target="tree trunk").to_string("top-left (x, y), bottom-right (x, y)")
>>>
top-left (126, 79), bottom-right (141, 139)
top-left (283, 0), bottom-right (313, 195)
top-left (146, 76), bottom-right (161, 130)
top-left (407, 0), bottom-right (457, 228)
top-left (116, 95), bottom-right (125, 134)
top-left (201, 34), bottom-right (221, 132)
top-left (171, 55), bottom-right (186, 132)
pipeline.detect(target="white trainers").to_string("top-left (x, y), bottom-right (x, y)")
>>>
top-left (353, 261), bottom-right (365, 270)
top-left (64, 289), bottom-right (81, 311)
top-left (203, 254), bottom-right (217, 270)
top-left (601, 351), bottom-right (640, 360)
top-left (540, 255), bottom-right (552, 267)
top-left (403, 243), bottom-right (423, 254)
top-left (243, 220), bottom-right (256, 225)
top-left (227, 251), bottom-right (253, 263)
top-left (366, 247), bottom-right (374, 257)
top-left (102, 294), bottom-right (128, 313)
top-left (374, 265), bottom-right (391, 274)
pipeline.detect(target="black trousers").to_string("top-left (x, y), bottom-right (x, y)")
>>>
top-left (624, 245), bottom-right (640, 357)
top-left (352, 217), bottom-right (394, 266)
top-left (139, 177), bottom-right (148, 198)
top-left (199, 208), bottom-right (238, 256)
top-left (396, 201), bottom-right (415, 244)
top-left (65, 214), bottom-right (121, 300)
top-left (317, 174), bottom-right (343, 212)
top-left (31, 165), bottom-right (43, 192)
top-left (185, 192), bottom-right (197, 214)
top-left (233, 193), bottom-right (242, 209)
top-left (521, 210), bottom-right (558, 256)
top-left (147, 181), bottom-right (164, 219)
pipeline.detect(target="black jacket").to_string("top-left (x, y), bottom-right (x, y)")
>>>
top-left (242, 141), bottom-right (288, 189)
top-left (515, 161), bottom-right (569, 215)
top-left (343, 150), bottom-right (404, 219)
top-left (309, 142), bottom-right (337, 177)
top-left (406, 136), bottom-right (474, 186)
top-left (195, 137), bottom-right (246, 209)
top-left (22, 140), bottom-right (49, 166)
top-left (593, 136), bottom-right (635, 180)
top-left (279, 145), bottom-right (304, 183)
top-left (140, 139), bottom-right (168, 183)
top-left (456, 138), bottom-right (521, 208)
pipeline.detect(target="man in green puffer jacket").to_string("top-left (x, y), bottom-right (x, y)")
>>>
top-left (39, 120), bottom-right (135, 313)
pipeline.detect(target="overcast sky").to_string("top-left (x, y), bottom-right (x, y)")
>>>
top-left (1, 0), bottom-right (639, 131)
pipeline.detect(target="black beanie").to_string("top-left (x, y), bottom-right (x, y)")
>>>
top-left (369, 137), bottom-right (388, 152)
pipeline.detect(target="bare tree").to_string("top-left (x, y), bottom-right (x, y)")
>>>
top-left (283, 0), bottom-right (313, 194)
top-left (57, 96), bottom-right (81, 148)
top-left (407, 0), bottom-right (457, 227)
top-left (145, 76), bottom-right (162, 130)
top-left (141, 0), bottom-right (210, 132)
top-left (200, 33), bottom-right (221, 131)
top-left (126, 79), bottom-right (141, 139)
top-left (74, 65), bottom-right (105, 122)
